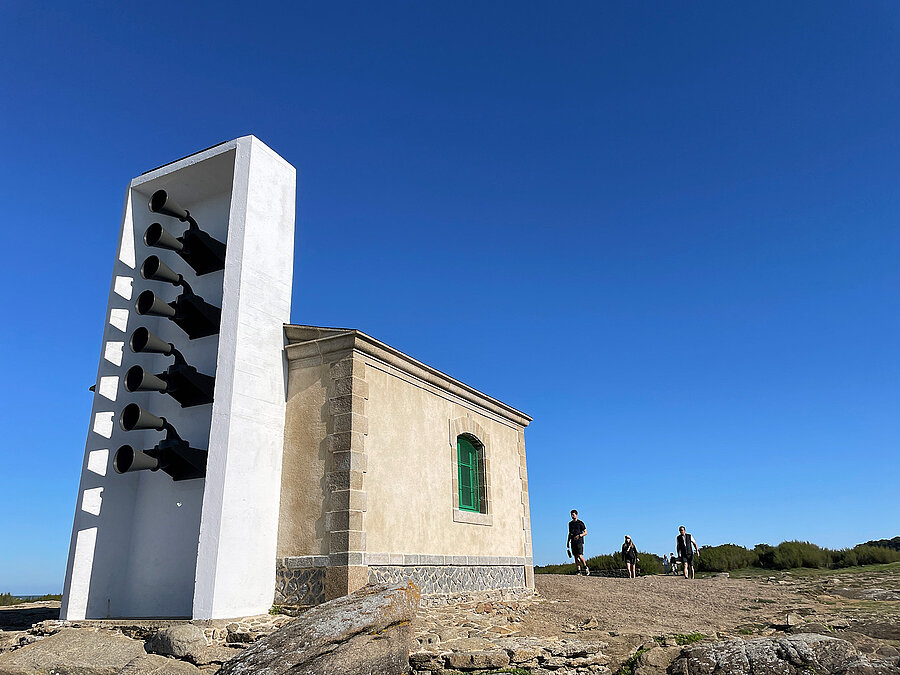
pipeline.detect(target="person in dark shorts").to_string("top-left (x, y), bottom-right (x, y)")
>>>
top-left (621, 535), bottom-right (638, 578)
top-left (567, 510), bottom-right (588, 575)
top-left (677, 526), bottom-right (700, 579)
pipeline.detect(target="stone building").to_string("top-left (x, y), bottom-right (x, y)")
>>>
top-left (275, 326), bottom-right (534, 607)
top-left (60, 137), bottom-right (533, 621)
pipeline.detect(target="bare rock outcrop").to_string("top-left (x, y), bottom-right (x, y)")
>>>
top-left (0, 628), bottom-right (145, 675)
top-left (219, 581), bottom-right (420, 675)
top-left (671, 633), bottom-right (900, 675)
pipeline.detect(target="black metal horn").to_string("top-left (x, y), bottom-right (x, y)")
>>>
top-left (124, 365), bottom-right (167, 393)
top-left (148, 190), bottom-right (190, 222)
top-left (113, 445), bottom-right (160, 474)
top-left (123, 363), bottom-right (214, 408)
top-left (129, 327), bottom-right (174, 355)
top-left (114, 439), bottom-right (206, 481)
top-left (141, 255), bottom-right (181, 285)
top-left (144, 222), bottom-right (184, 252)
top-left (136, 290), bottom-right (176, 318)
top-left (143, 220), bottom-right (227, 276)
top-left (120, 403), bottom-right (166, 432)
top-left (135, 289), bottom-right (220, 339)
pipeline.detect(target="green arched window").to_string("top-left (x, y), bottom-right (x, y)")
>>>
top-left (457, 435), bottom-right (483, 513)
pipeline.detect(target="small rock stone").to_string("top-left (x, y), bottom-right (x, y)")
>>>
top-left (409, 651), bottom-right (444, 670)
top-left (146, 624), bottom-right (208, 659)
top-left (445, 649), bottom-right (510, 670)
top-left (226, 628), bottom-right (252, 643)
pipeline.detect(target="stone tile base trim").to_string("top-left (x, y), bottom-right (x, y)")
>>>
top-left (366, 553), bottom-right (531, 566)
top-left (417, 586), bottom-right (535, 608)
top-left (369, 565), bottom-right (526, 595)
top-left (281, 555), bottom-right (329, 568)
top-left (273, 565), bottom-right (325, 607)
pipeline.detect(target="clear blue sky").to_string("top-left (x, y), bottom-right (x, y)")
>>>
top-left (2, 2), bottom-right (898, 593)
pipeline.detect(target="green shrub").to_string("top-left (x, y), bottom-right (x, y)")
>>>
top-left (635, 552), bottom-right (665, 575)
top-left (536, 537), bottom-right (900, 576)
top-left (772, 541), bottom-right (828, 570)
top-left (534, 563), bottom-right (579, 575)
top-left (696, 544), bottom-right (756, 572)
top-left (585, 551), bottom-right (664, 575)
top-left (754, 544), bottom-right (775, 568)
top-left (862, 536), bottom-right (900, 551)
top-left (536, 551), bottom-right (664, 575)
top-left (674, 632), bottom-right (706, 645)
top-left (842, 545), bottom-right (900, 566)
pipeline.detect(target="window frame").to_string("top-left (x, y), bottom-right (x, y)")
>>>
top-left (449, 416), bottom-right (493, 526)
top-left (457, 434), bottom-right (482, 513)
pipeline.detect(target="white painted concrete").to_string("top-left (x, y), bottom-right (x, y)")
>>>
top-left (61, 136), bottom-right (296, 620)
top-left (192, 138), bottom-right (295, 619)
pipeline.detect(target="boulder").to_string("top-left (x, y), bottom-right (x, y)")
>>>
top-left (145, 624), bottom-right (207, 659)
top-left (118, 653), bottom-right (201, 674)
top-left (671, 633), bottom-right (899, 675)
top-left (218, 581), bottom-right (420, 675)
top-left (0, 628), bottom-right (145, 675)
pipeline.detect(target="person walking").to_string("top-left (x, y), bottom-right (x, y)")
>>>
top-left (567, 510), bottom-right (588, 576)
top-left (676, 526), bottom-right (700, 579)
top-left (669, 553), bottom-right (678, 575)
top-left (663, 553), bottom-right (671, 575)
top-left (621, 535), bottom-right (638, 578)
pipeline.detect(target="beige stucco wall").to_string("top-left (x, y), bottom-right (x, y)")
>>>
top-left (362, 356), bottom-right (527, 558)
top-left (276, 360), bottom-right (330, 557)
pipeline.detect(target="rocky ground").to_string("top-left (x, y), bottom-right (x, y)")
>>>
top-left (409, 566), bottom-right (900, 673)
top-left (0, 565), bottom-right (897, 674)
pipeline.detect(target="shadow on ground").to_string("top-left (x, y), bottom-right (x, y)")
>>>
top-left (0, 603), bottom-right (59, 630)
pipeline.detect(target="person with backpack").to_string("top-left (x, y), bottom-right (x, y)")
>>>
top-left (676, 526), bottom-right (700, 579)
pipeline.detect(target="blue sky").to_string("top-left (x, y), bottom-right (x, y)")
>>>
top-left (2, 2), bottom-right (898, 593)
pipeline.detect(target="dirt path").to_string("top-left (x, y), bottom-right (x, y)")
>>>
top-left (525, 574), bottom-right (804, 637)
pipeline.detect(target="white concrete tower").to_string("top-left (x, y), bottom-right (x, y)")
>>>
top-left (60, 136), bottom-right (296, 620)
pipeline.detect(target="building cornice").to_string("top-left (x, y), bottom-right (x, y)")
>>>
top-left (284, 325), bottom-right (532, 428)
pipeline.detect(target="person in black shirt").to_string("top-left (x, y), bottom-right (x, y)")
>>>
top-left (677, 526), bottom-right (700, 579)
top-left (621, 535), bottom-right (638, 578)
top-left (567, 510), bottom-right (588, 576)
